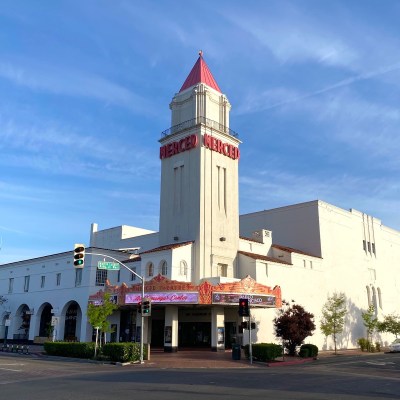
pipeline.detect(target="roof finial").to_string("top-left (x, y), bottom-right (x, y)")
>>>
top-left (199, 50), bottom-right (203, 58)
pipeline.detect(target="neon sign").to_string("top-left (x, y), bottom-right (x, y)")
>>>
top-left (125, 292), bottom-right (199, 304)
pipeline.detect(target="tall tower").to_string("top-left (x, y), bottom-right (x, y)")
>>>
top-left (159, 53), bottom-right (241, 283)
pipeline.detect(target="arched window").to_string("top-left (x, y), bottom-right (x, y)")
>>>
top-left (159, 260), bottom-right (168, 276)
top-left (377, 287), bottom-right (383, 309)
top-left (147, 262), bottom-right (154, 277)
top-left (366, 286), bottom-right (371, 307)
top-left (180, 260), bottom-right (188, 276)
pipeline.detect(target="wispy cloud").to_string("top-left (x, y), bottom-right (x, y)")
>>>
top-left (0, 60), bottom-right (150, 113)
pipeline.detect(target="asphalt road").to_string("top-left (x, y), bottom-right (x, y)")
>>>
top-left (1, 352), bottom-right (399, 400)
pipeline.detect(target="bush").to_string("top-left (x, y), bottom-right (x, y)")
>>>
top-left (102, 343), bottom-right (146, 363)
top-left (357, 338), bottom-right (368, 351)
top-left (299, 348), bottom-right (309, 358)
top-left (243, 343), bottom-right (283, 361)
top-left (300, 344), bottom-right (318, 357)
top-left (44, 342), bottom-right (95, 359)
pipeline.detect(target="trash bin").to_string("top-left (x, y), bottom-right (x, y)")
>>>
top-left (232, 344), bottom-right (241, 360)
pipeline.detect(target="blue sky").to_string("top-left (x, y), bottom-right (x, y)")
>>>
top-left (1, 0), bottom-right (399, 264)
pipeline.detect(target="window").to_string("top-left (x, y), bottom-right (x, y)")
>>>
top-left (310, 261), bottom-right (313, 269)
top-left (377, 287), bottom-right (383, 309)
top-left (218, 263), bottom-right (228, 278)
top-left (264, 263), bottom-right (268, 277)
top-left (147, 262), bottom-right (154, 277)
top-left (367, 241), bottom-right (371, 253)
top-left (160, 260), bottom-right (168, 276)
top-left (363, 240), bottom-right (367, 251)
top-left (24, 276), bottom-right (30, 292)
top-left (96, 269), bottom-right (108, 286)
top-left (75, 268), bottom-right (82, 287)
top-left (41, 276), bottom-right (46, 288)
top-left (303, 260), bottom-right (307, 268)
top-left (130, 268), bottom-right (136, 281)
top-left (180, 260), bottom-right (188, 276)
top-left (8, 278), bottom-right (14, 294)
top-left (366, 286), bottom-right (371, 307)
top-left (372, 287), bottom-right (377, 309)
top-left (372, 243), bottom-right (376, 255)
top-left (56, 273), bottom-right (61, 286)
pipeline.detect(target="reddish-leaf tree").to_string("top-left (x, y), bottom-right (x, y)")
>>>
top-left (274, 304), bottom-right (316, 356)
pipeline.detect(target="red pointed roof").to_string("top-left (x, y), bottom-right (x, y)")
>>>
top-left (179, 52), bottom-right (221, 93)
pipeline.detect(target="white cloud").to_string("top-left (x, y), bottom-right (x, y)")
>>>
top-left (0, 60), bottom-right (150, 113)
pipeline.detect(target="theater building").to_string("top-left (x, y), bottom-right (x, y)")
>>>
top-left (1, 54), bottom-right (399, 351)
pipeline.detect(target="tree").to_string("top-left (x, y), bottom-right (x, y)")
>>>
top-left (87, 292), bottom-right (118, 355)
top-left (320, 292), bottom-right (347, 354)
top-left (362, 305), bottom-right (378, 349)
top-left (377, 314), bottom-right (400, 339)
top-left (274, 303), bottom-right (316, 356)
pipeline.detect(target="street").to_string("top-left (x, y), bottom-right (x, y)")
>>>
top-left (0, 352), bottom-right (399, 399)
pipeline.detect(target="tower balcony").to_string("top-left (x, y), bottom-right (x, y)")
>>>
top-left (161, 117), bottom-right (239, 139)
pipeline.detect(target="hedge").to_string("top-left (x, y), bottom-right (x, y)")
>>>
top-left (243, 343), bottom-right (283, 361)
top-left (44, 342), bottom-right (95, 359)
top-left (43, 342), bottom-right (146, 362)
top-left (102, 343), bottom-right (146, 363)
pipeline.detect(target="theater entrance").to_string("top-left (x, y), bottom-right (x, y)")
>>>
top-left (178, 322), bottom-right (211, 348)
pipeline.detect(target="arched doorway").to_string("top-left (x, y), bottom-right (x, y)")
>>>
top-left (14, 304), bottom-right (31, 342)
top-left (38, 303), bottom-right (53, 337)
top-left (63, 302), bottom-right (81, 341)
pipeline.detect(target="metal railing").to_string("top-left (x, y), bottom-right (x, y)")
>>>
top-left (161, 116), bottom-right (239, 138)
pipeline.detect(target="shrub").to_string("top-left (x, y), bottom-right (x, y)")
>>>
top-left (299, 347), bottom-right (310, 358)
top-left (44, 342), bottom-right (95, 359)
top-left (243, 343), bottom-right (283, 361)
top-left (300, 344), bottom-right (318, 357)
top-left (357, 338), bottom-right (368, 351)
top-left (102, 343), bottom-right (146, 363)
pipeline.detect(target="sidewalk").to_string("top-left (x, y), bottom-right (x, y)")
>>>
top-left (0, 344), bottom-right (377, 369)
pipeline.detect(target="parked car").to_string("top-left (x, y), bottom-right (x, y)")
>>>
top-left (388, 338), bottom-right (400, 352)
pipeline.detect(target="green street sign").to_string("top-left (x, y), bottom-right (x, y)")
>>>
top-left (97, 261), bottom-right (120, 270)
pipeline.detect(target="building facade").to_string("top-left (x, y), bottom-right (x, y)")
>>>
top-left (1, 54), bottom-right (399, 352)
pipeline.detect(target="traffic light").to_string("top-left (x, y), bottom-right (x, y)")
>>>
top-left (73, 244), bottom-right (85, 268)
top-left (142, 298), bottom-right (151, 316)
top-left (238, 298), bottom-right (249, 317)
top-left (137, 302), bottom-right (142, 313)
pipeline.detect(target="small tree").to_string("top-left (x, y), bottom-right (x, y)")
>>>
top-left (377, 314), bottom-right (400, 339)
top-left (274, 304), bottom-right (315, 356)
top-left (87, 292), bottom-right (118, 355)
top-left (362, 305), bottom-right (378, 350)
top-left (320, 292), bottom-right (347, 354)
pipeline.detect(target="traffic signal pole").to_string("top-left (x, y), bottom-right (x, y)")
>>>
top-left (84, 251), bottom-right (145, 364)
top-left (248, 312), bottom-right (253, 365)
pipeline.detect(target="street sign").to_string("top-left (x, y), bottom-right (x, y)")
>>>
top-left (97, 261), bottom-right (120, 270)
